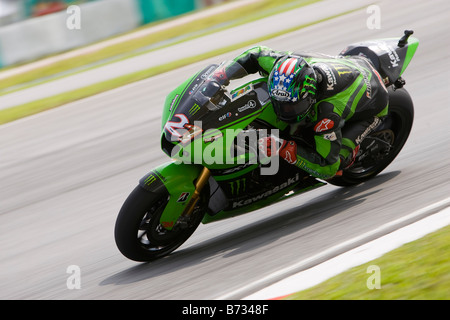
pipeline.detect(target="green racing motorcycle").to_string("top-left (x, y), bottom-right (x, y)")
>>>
top-left (114, 31), bottom-right (418, 262)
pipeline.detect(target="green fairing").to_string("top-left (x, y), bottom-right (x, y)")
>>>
top-left (152, 162), bottom-right (204, 230)
top-left (257, 101), bottom-right (289, 130)
top-left (161, 71), bottom-right (201, 131)
top-left (157, 76), bottom-right (286, 228)
top-left (165, 78), bottom-right (280, 169)
top-left (157, 68), bottom-right (296, 227)
top-left (169, 109), bottom-right (262, 167)
top-left (202, 180), bottom-right (325, 224)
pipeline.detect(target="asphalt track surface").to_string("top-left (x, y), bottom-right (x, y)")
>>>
top-left (1, 0), bottom-right (449, 300)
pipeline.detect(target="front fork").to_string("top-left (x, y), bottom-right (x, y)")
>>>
top-left (176, 167), bottom-right (211, 227)
top-left (139, 162), bottom-right (209, 231)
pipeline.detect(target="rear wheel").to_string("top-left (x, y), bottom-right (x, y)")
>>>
top-left (114, 186), bottom-right (206, 262)
top-left (328, 87), bottom-right (414, 186)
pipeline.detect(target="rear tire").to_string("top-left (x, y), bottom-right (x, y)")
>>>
top-left (114, 186), bottom-right (205, 262)
top-left (328, 87), bottom-right (414, 187)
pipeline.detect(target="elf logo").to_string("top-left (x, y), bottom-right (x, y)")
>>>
top-left (219, 112), bottom-right (232, 121)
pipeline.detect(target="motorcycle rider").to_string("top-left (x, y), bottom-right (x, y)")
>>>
top-left (232, 45), bottom-right (389, 180)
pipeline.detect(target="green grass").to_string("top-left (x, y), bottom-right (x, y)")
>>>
top-left (284, 224), bottom-right (450, 300)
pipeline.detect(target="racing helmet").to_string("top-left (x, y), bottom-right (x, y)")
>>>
top-left (268, 56), bottom-right (317, 122)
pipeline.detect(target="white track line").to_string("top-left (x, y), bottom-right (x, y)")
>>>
top-left (245, 206), bottom-right (450, 299)
top-left (215, 197), bottom-right (450, 300)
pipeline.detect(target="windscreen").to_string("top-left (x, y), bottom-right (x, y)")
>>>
top-left (191, 60), bottom-right (248, 111)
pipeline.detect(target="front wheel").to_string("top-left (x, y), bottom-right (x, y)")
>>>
top-left (114, 186), bottom-right (205, 262)
top-left (328, 87), bottom-right (414, 186)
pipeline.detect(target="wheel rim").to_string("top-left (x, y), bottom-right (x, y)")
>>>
top-left (347, 129), bottom-right (395, 176)
top-left (136, 195), bottom-right (204, 254)
top-left (136, 195), bottom-right (184, 252)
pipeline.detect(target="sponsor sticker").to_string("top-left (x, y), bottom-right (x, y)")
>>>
top-left (238, 100), bottom-right (257, 112)
top-left (177, 192), bottom-right (190, 202)
top-left (314, 118), bottom-right (335, 133)
top-left (231, 84), bottom-right (253, 101)
top-left (218, 112), bottom-right (232, 121)
top-left (271, 89), bottom-right (291, 100)
top-left (323, 132), bottom-right (337, 141)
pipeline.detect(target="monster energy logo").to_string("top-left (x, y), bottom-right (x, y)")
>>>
top-left (189, 104), bottom-right (200, 115)
top-left (232, 173), bottom-right (300, 208)
top-left (229, 178), bottom-right (246, 195)
top-left (143, 174), bottom-right (156, 186)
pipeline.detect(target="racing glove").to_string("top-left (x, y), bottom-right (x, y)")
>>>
top-left (211, 66), bottom-right (229, 86)
top-left (258, 136), bottom-right (297, 164)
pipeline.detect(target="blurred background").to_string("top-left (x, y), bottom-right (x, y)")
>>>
top-left (1, 1), bottom-right (94, 25)
top-left (1, 0), bottom-right (448, 301)
top-left (0, 0), bottom-right (226, 67)
top-left (0, 0), bottom-right (220, 25)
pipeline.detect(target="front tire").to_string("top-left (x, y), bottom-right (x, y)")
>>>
top-left (328, 87), bottom-right (414, 186)
top-left (114, 186), bottom-right (205, 262)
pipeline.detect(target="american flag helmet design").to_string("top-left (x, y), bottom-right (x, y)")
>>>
top-left (268, 56), bottom-right (318, 122)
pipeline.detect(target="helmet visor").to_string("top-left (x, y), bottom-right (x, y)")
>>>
top-left (272, 97), bottom-right (313, 122)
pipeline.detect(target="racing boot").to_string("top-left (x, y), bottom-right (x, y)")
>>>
top-left (335, 145), bottom-right (360, 176)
